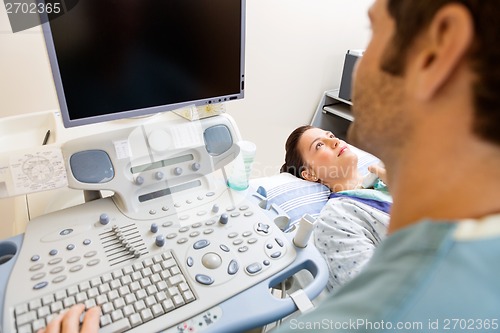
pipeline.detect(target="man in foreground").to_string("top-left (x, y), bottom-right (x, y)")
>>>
top-left (277, 0), bottom-right (500, 331)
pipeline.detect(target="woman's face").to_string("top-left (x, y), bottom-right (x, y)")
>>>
top-left (298, 128), bottom-right (358, 187)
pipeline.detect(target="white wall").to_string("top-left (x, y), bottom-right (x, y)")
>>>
top-left (0, 0), bottom-right (372, 237)
top-left (227, 0), bottom-right (372, 178)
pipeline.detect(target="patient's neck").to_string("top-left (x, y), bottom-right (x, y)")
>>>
top-left (327, 172), bottom-right (363, 193)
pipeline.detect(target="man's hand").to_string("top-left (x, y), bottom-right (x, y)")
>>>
top-left (37, 304), bottom-right (100, 333)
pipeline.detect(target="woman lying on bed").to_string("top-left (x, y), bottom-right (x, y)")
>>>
top-left (281, 125), bottom-right (391, 293)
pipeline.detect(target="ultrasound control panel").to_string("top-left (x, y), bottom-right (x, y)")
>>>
top-left (1, 114), bottom-right (328, 333)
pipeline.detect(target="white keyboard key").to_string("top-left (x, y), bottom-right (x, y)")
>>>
top-left (156, 281), bottom-right (168, 291)
top-left (99, 318), bottom-right (131, 333)
top-left (101, 273), bottom-right (113, 283)
top-left (131, 272), bottom-right (142, 281)
top-left (112, 269), bottom-right (123, 279)
top-left (152, 303), bottom-right (164, 317)
top-left (16, 311), bottom-right (37, 326)
top-left (129, 313), bottom-right (142, 328)
top-left (111, 309), bottom-right (124, 322)
top-left (152, 264), bottom-right (162, 274)
top-left (113, 297), bottom-right (126, 310)
top-left (133, 300), bottom-right (146, 312)
top-left (55, 290), bottom-right (67, 301)
top-left (168, 287), bottom-right (179, 297)
top-left (183, 291), bottom-right (196, 303)
top-left (63, 296), bottom-right (76, 308)
top-left (173, 295), bottom-right (185, 307)
top-left (139, 277), bottom-right (151, 288)
top-left (28, 298), bottom-right (42, 310)
top-left (178, 282), bottom-right (190, 292)
top-left (100, 314), bottom-right (112, 327)
top-left (151, 273), bottom-right (161, 284)
top-left (107, 290), bottom-right (119, 301)
top-left (122, 305), bottom-right (134, 317)
top-left (50, 301), bottom-right (63, 313)
top-left (102, 302), bottom-right (114, 315)
top-left (84, 299), bottom-right (97, 310)
top-left (155, 291), bottom-right (167, 303)
top-left (37, 305), bottom-right (50, 319)
top-left (118, 286), bottom-right (130, 296)
top-left (75, 292), bottom-right (88, 303)
top-left (170, 266), bottom-right (181, 276)
top-left (129, 281), bottom-right (141, 293)
top-left (145, 296), bottom-right (156, 307)
top-left (120, 275), bottom-right (132, 286)
top-left (96, 294), bottom-right (108, 305)
top-left (142, 267), bottom-right (153, 277)
top-left (146, 285), bottom-right (158, 296)
top-left (162, 299), bottom-right (175, 313)
top-left (168, 274), bottom-right (184, 286)
top-left (67, 286), bottom-right (79, 296)
top-left (135, 289), bottom-right (147, 300)
top-left (98, 283), bottom-right (110, 294)
top-left (132, 263), bottom-right (143, 271)
top-left (17, 324), bottom-right (32, 333)
top-left (42, 294), bottom-right (54, 306)
top-left (143, 258), bottom-right (154, 267)
top-left (124, 294), bottom-right (137, 305)
top-left (90, 277), bottom-right (101, 287)
top-left (140, 308), bottom-right (153, 322)
top-left (110, 279), bottom-right (122, 290)
top-left (160, 270), bottom-right (171, 279)
top-left (32, 318), bottom-right (45, 332)
top-left (87, 287), bottom-right (99, 299)
top-left (79, 281), bottom-right (91, 292)
top-left (122, 266), bottom-right (134, 276)
top-left (15, 303), bottom-right (28, 316)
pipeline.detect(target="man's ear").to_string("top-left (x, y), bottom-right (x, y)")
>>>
top-left (413, 4), bottom-right (474, 101)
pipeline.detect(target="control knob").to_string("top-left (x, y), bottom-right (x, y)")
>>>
top-left (99, 213), bottom-right (110, 225)
top-left (155, 235), bottom-right (165, 247)
top-left (219, 213), bottom-right (229, 225)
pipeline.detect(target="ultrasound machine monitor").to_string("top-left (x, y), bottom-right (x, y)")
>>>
top-left (0, 1), bottom-right (329, 332)
top-left (42, 0), bottom-right (246, 128)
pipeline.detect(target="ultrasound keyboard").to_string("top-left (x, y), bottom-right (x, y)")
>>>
top-left (14, 250), bottom-right (192, 333)
top-left (0, 114), bottom-right (328, 333)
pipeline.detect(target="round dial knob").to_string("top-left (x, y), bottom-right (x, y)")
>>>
top-left (99, 213), bottom-right (110, 225)
top-left (150, 223), bottom-right (159, 233)
top-left (155, 235), bottom-right (165, 247)
top-left (173, 167), bottom-right (183, 176)
top-left (154, 171), bottom-right (164, 180)
top-left (191, 162), bottom-right (201, 171)
top-left (135, 176), bottom-right (144, 185)
top-left (219, 213), bottom-right (229, 225)
top-left (212, 204), bottom-right (220, 213)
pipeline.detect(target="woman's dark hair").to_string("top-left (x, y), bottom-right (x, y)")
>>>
top-left (280, 125), bottom-right (313, 179)
top-left (384, 0), bottom-right (500, 145)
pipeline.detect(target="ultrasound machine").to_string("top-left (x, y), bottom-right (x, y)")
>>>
top-left (0, 1), bottom-right (328, 332)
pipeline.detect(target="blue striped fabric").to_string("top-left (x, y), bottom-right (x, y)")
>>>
top-left (265, 178), bottom-right (330, 228)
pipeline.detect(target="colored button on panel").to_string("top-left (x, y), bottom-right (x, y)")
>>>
top-left (193, 239), bottom-right (210, 250)
top-left (195, 274), bottom-right (214, 285)
top-left (228, 260), bottom-right (239, 275)
top-left (245, 263), bottom-right (262, 275)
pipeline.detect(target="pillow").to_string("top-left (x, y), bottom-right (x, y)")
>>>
top-left (250, 144), bottom-right (380, 231)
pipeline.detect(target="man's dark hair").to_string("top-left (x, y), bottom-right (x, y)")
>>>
top-left (384, 0), bottom-right (500, 145)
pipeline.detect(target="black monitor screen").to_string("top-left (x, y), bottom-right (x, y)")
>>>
top-left (42, 0), bottom-right (245, 127)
